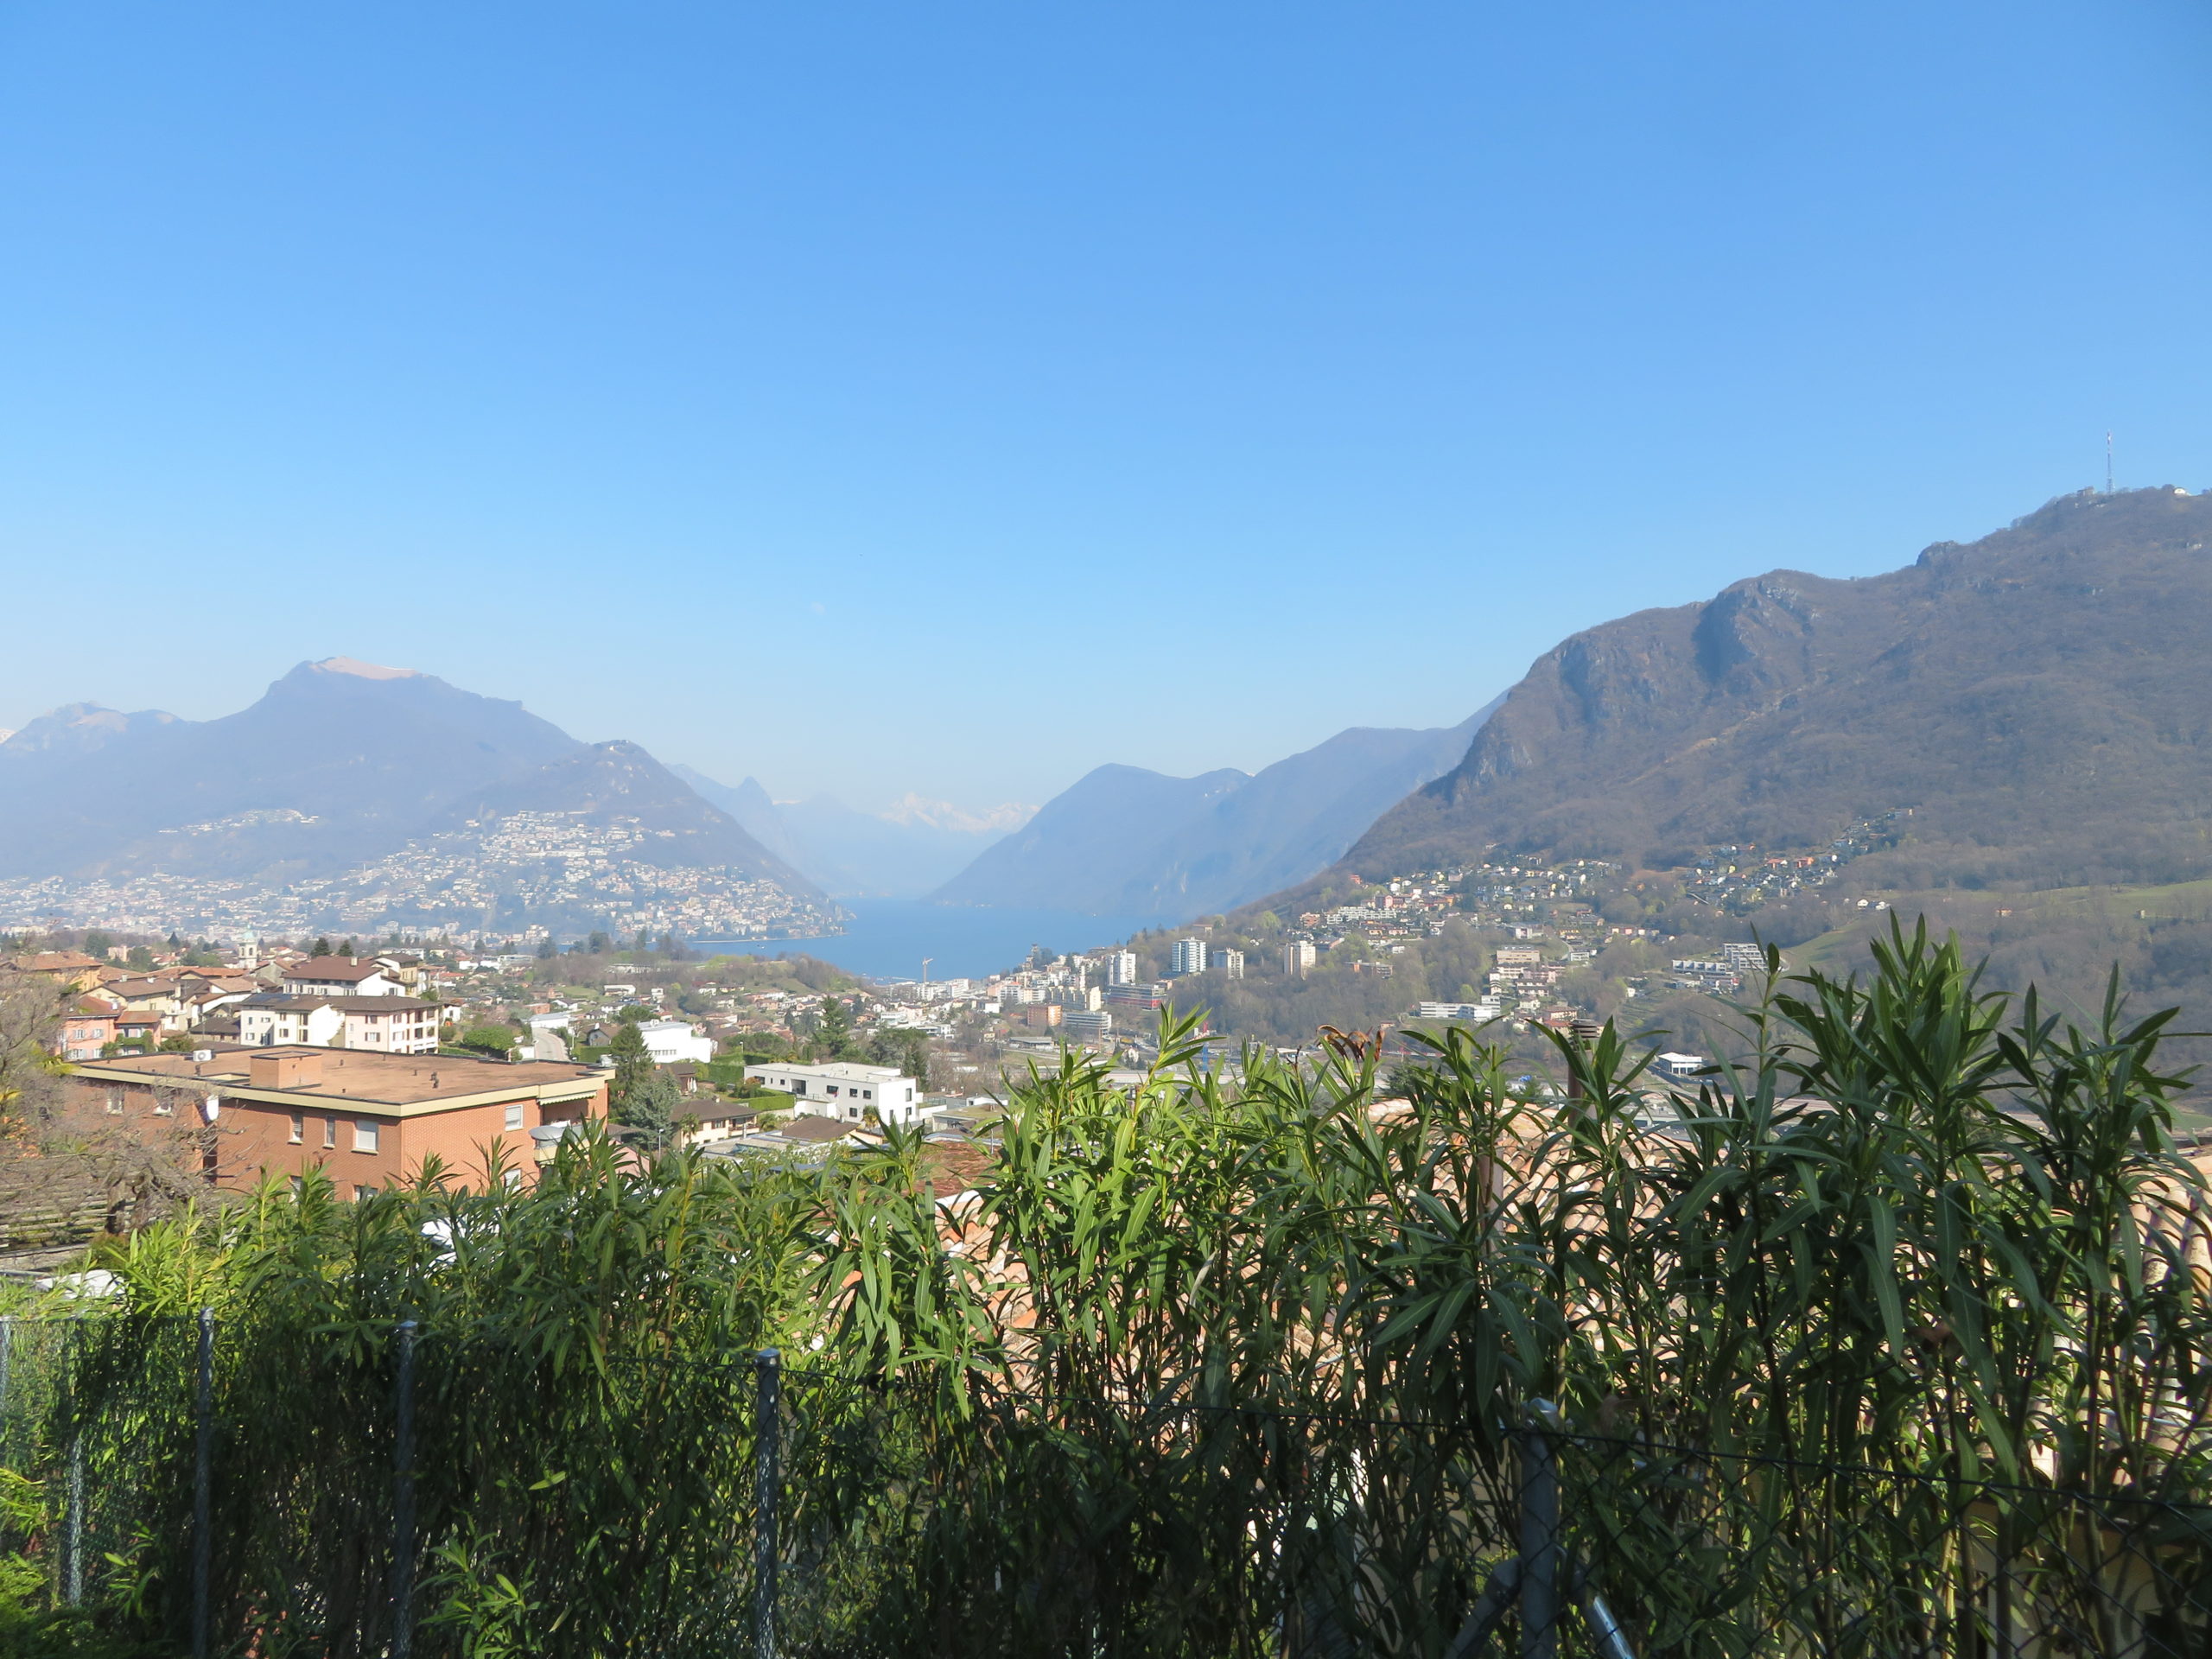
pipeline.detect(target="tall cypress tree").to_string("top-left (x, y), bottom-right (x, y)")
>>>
top-left (816, 995), bottom-right (855, 1060)
top-left (609, 1019), bottom-right (652, 1111)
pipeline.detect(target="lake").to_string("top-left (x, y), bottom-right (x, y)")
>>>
top-left (693, 899), bottom-right (1171, 982)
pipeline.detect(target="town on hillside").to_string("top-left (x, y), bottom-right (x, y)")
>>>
top-left (0, 808), bottom-right (839, 943)
top-left (0, 842), bottom-right (1847, 1242)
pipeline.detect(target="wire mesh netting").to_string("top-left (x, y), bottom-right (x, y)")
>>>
top-left (1, 1313), bottom-right (199, 1617)
top-left (1, 1315), bottom-right (775, 1658)
top-left (5, 1316), bottom-right (2212, 1657)
top-left (1548, 1430), bottom-right (2212, 1659)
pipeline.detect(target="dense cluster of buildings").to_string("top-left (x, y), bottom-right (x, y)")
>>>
top-left (1, 816), bottom-right (1859, 1233)
top-left (1669, 810), bottom-right (1908, 915)
top-left (0, 938), bottom-right (614, 1203)
top-left (0, 808), bottom-right (839, 942)
top-left (3, 944), bottom-right (450, 1064)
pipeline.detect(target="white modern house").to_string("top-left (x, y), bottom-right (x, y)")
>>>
top-left (1414, 1001), bottom-right (1500, 1022)
top-left (742, 1060), bottom-right (929, 1125)
top-left (637, 1019), bottom-right (715, 1065)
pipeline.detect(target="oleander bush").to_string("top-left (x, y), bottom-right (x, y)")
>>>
top-left (6, 921), bottom-right (2209, 1655)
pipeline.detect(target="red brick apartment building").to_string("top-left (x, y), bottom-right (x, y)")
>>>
top-left (67, 1046), bottom-right (609, 1198)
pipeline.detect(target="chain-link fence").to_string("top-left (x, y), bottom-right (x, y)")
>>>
top-left (1541, 1426), bottom-right (2212, 1658)
top-left (4, 1315), bottom-right (2209, 1657)
top-left (0, 1313), bottom-right (200, 1618)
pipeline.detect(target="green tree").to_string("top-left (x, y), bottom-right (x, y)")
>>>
top-left (311, 938), bottom-right (334, 957)
top-left (816, 995), bottom-right (855, 1060)
top-left (458, 1026), bottom-right (518, 1058)
top-left (83, 930), bottom-right (114, 960)
top-left (340, 940), bottom-right (357, 957)
top-left (868, 1028), bottom-right (931, 1086)
top-left (587, 931), bottom-right (611, 956)
top-left (608, 1019), bottom-right (652, 1111)
top-left (614, 1069), bottom-right (680, 1147)
top-left (536, 938), bottom-right (556, 960)
top-left (126, 945), bottom-right (156, 971)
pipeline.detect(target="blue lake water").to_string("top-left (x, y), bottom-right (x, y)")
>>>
top-left (694, 900), bottom-right (1170, 982)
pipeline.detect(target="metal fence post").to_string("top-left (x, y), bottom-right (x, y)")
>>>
top-left (1518, 1410), bottom-right (1559, 1659)
top-left (754, 1349), bottom-right (781, 1659)
top-left (64, 1429), bottom-right (85, 1606)
top-left (193, 1308), bottom-right (215, 1659)
top-left (391, 1320), bottom-right (418, 1659)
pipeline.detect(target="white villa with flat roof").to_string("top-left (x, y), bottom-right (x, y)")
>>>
top-left (742, 1060), bottom-right (929, 1125)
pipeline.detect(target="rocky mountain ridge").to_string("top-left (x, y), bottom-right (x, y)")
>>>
top-left (1344, 487), bottom-right (2212, 894)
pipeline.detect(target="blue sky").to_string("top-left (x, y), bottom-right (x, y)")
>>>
top-left (1, 2), bottom-right (2206, 810)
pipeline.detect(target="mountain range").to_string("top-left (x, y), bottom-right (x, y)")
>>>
top-left (1344, 486), bottom-right (2212, 894)
top-left (0, 659), bottom-right (587, 883)
top-left (0, 652), bottom-right (1508, 937)
top-left (0, 658), bottom-right (825, 937)
top-left (670, 767), bottom-right (1033, 899)
top-left (17, 486), bottom-right (2200, 951)
top-left (932, 709), bottom-right (1497, 918)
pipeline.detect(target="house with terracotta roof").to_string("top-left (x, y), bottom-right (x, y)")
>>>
top-left (2, 951), bottom-right (108, 992)
top-left (372, 954), bottom-right (427, 994)
top-left (52, 997), bottom-right (119, 1062)
top-left (281, 957), bottom-right (410, 997)
top-left (102, 976), bottom-right (189, 1033)
top-left (181, 981), bottom-right (258, 1031)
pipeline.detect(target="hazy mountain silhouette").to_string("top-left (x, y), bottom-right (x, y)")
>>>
top-left (669, 766), bottom-right (810, 868)
top-left (933, 709), bottom-right (1494, 919)
top-left (672, 764), bottom-right (1029, 898)
top-left (0, 658), bottom-right (810, 897)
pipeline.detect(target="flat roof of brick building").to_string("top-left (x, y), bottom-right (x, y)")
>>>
top-left (70, 1046), bottom-right (607, 1116)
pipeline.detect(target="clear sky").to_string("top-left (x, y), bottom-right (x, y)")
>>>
top-left (1, 2), bottom-right (2207, 811)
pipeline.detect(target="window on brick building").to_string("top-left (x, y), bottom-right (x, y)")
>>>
top-left (353, 1121), bottom-right (379, 1154)
top-left (289, 1113), bottom-right (303, 1144)
top-left (322, 1118), bottom-right (337, 1149)
top-left (505, 1102), bottom-right (524, 1131)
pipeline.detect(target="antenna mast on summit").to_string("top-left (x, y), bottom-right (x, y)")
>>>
top-left (2107, 431), bottom-right (2114, 494)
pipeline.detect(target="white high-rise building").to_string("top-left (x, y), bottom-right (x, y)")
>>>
top-left (1104, 950), bottom-right (1139, 986)
top-left (1283, 941), bottom-right (1318, 978)
top-left (1219, 950), bottom-right (1245, 980)
top-left (1170, 938), bottom-right (1209, 977)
